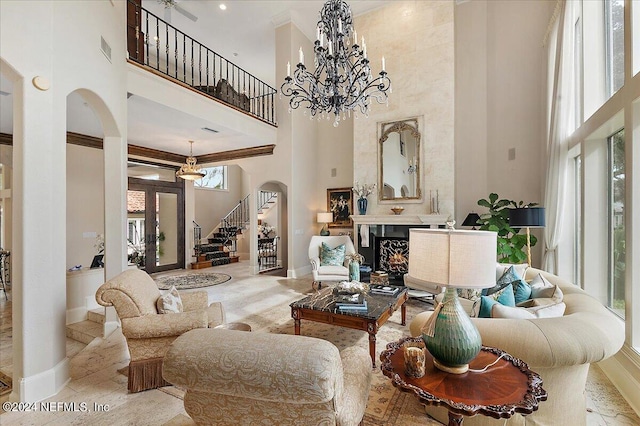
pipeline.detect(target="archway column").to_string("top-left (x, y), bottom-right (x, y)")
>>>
top-left (12, 74), bottom-right (69, 403)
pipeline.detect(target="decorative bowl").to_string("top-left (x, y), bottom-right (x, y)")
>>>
top-left (391, 207), bottom-right (405, 215)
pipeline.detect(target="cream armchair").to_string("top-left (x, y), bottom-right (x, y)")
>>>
top-left (95, 269), bottom-right (225, 393)
top-left (308, 235), bottom-right (356, 288)
top-left (163, 328), bottom-right (372, 426)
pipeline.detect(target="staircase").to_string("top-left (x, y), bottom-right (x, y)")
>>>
top-left (191, 229), bottom-right (240, 269)
top-left (190, 191), bottom-right (278, 270)
top-left (66, 308), bottom-right (105, 344)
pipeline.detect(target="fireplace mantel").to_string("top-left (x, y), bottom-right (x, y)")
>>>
top-left (351, 214), bottom-right (450, 226)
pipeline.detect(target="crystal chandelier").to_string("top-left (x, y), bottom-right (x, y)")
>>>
top-left (280, 0), bottom-right (391, 126)
top-left (176, 140), bottom-right (205, 181)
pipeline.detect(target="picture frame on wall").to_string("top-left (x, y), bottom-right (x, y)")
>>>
top-left (327, 187), bottom-right (353, 228)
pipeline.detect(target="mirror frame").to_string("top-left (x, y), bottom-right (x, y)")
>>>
top-left (378, 118), bottom-right (422, 201)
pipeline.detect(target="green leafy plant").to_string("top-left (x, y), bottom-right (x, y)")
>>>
top-left (477, 193), bottom-right (538, 264)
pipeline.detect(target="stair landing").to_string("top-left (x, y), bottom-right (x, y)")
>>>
top-left (66, 308), bottom-right (104, 344)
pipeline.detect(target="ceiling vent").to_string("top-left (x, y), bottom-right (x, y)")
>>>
top-left (101, 36), bottom-right (112, 63)
top-left (201, 127), bottom-right (219, 134)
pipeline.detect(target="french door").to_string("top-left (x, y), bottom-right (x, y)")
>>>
top-left (128, 178), bottom-right (185, 274)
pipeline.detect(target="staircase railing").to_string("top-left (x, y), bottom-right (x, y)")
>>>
top-left (193, 221), bottom-right (202, 257)
top-left (221, 194), bottom-right (250, 235)
top-left (126, 0), bottom-right (277, 126)
top-left (257, 191), bottom-right (278, 213)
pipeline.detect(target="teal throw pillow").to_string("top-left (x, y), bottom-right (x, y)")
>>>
top-left (479, 283), bottom-right (516, 318)
top-left (320, 242), bottom-right (346, 266)
top-left (484, 265), bottom-right (531, 305)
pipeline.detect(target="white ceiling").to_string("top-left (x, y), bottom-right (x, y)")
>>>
top-left (0, 1), bottom-right (391, 158)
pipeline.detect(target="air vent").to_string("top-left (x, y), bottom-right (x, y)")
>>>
top-left (101, 36), bottom-right (112, 62)
top-left (201, 127), bottom-right (219, 134)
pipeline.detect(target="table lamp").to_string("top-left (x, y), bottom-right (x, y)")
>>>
top-left (462, 212), bottom-right (481, 229)
top-left (408, 228), bottom-right (497, 374)
top-left (508, 207), bottom-right (545, 266)
top-left (317, 212), bottom-right (333, 236)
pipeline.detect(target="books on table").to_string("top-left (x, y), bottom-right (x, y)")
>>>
top-left (335, 293), bottom-right (368, 311)
top-left (370, 284), bottom-right (401, 296)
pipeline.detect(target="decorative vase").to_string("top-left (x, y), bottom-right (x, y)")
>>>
top-left (357, 197), bottom-right (368, 215)
top-left (349, 260), bottom-right (360, 282)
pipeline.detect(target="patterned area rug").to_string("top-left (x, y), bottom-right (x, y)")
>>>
top-left (154, 272), bottom-right (231, 290)
top-left (0, 371), bottom-right (11, 396)
top-left (161, 297), bottom-right (437, 425)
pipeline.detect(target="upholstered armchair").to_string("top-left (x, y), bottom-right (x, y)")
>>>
top-left (308, 235), bottom-right (356, 288)
top-left (95, 269), bottom-right (225, 393)
top-left (163, 328), bottom-right (372, 426)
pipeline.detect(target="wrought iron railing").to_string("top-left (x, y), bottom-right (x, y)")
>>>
top-left (193, 221), bottom-right (202, 257)
top-left (257, 191), bottom-right (278, 213)
top-left (127, 0), bottom-right (277, 126)
top-left (221, 194), bottom-right (250, 235)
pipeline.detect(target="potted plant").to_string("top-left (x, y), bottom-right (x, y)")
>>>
top-left (476, 193), bottom-right (538, 264)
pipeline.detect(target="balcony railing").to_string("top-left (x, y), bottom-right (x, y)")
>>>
top-left (127, 0), bottom-right (277, 126)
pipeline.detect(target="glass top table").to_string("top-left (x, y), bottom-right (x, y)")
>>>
top-left (290, 285), bottom-right (408, 367)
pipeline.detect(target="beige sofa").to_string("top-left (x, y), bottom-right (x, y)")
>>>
top-left (163, 328), bottom-right (372, 426)
top-left (95, 269), bottom-right (225, 392)
top-left (410, 268), bottom-right (625, 426)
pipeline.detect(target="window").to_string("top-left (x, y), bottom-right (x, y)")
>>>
top-left (605, 0), bottom-right (624, 96)
top-left (608, 129), bottom-right (625, 319)
top-left (574, 155), bottom-right (582, 287)
top-left (195, 166), bottom-right (227, 190)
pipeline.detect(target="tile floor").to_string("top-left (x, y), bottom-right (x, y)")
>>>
top-left (0, 261), bottom-right (638, 425)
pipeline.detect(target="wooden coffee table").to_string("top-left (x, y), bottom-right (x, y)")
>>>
top-left (380, 336), bottom-right (548, 425)
top-left (290, 286), bottom-right (408, 367)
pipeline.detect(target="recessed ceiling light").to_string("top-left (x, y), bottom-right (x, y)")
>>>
top-left (219, 4), bottom-right (227, 10)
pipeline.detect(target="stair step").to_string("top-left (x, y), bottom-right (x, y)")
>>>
top-left (87, 308), bottom-right (105, 324)
top-left (205, 251), bottom-right (229, 260)
top-left (66, 320), bottom-right (103, 344)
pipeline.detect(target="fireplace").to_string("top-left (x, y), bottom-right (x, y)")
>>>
top-left (374, 236), bottom-right (409, 282)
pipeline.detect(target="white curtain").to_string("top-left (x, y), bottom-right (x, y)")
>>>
top-left (543, 0), bottom-right (575, 273)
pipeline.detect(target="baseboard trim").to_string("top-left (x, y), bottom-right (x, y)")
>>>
top-left (288, 264), bottom-right (311, 279)
top-left (66, 307), bottom-right (87, 325)
top-left (15, 357), bottom-right (70, 402)
top-left (598, 345), bottom-right (640, 417)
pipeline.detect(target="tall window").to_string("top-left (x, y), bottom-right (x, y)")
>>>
top-left (605, 0), bottom-right (625, 96)
top-left (608, 129), bottom-right (625, 318)
top-left (195, 166), bottom-right (227, 190)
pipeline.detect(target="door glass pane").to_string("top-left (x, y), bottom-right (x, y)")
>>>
top-left (156, 192), bottom-right (178, 266)
top-left (127, 161), bottom-right (176, 182)
top-left (127, 190), bottom-right (146, 268)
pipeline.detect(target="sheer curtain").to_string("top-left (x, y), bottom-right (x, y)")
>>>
top-left (543, 0), bottom-right (576, 273)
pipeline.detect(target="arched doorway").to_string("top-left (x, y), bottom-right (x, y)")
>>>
top-left (254, 181), bottom-right (288, 276)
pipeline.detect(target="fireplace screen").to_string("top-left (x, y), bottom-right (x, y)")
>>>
top-left (374, 236), bottom-right (409, 277)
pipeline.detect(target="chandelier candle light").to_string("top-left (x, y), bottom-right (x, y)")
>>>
top-left (176, 140), bottom-right (205, 181)
top-left (281, 0), bottom-right (391, 126)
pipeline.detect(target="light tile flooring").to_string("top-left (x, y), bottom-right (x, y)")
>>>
top-left (0, 261), bottom-right (638, 425)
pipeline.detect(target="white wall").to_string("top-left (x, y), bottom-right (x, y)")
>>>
top-left (353, 1), bottom-right (455, 218)
top-left (66, 144), bottom-right (104, 269)
top-left (455, 0), bottom-right (553, 267)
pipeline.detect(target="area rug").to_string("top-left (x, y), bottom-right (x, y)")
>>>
top-left (154, 272), bottom-right (231, 290)
top-left (160, 297), bottom-right (437, 426)
top-left (0, 371), bottom-right (12, 396)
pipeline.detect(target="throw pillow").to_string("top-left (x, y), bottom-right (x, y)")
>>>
top-left (496, 262), bottom-right (529, 281)
top-left (479, 284), bottom-right (516, 318)
top-left (529, 273), bottom-right (563, 303)
top-left (157, 286), bottom-right (183, 314)
top-left (491, 301), bottom-right (566, 319)
top-left (320, 242), bottom-right (346, 266)
top-left (484, 266), bottom-right (530, 304)
top-left (457, 288), bottom-right (482, 301)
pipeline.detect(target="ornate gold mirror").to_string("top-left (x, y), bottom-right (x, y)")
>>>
top-left (379, 118), bottom-right (421, 201)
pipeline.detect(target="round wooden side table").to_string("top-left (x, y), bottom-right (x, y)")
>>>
top-left (380, 336), bottom-right (547, 426)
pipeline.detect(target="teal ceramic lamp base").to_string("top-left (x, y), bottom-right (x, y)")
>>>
top-left (320, 225), bottom-right (330, 236)
top-left (422, 287), bottom-right (482, 374)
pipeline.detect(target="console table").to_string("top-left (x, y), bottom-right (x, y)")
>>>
top-left (380, 336), bottom-right (547, 425)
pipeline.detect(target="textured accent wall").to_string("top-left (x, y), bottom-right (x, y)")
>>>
top-left (353, 1), bottom-right (454, 217)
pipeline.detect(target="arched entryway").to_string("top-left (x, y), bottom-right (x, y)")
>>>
top-left (254, 181), bottom-right (288, 276)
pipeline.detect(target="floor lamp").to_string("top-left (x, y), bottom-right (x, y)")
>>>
top-left (509, 207), bottom-right (545, 266)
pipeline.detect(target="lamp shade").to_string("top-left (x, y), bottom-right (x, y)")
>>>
top-left (317, 212), bottom-right (333, 224)
top-left (509, 207), bottom-right (545, 228)
top-left (461, 213), bottom-right (481, 227)
top-left (408, 229), bottom-right (496, 289)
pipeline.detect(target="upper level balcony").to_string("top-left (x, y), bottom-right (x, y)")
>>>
top-left (127, 0), bottom-right (277, 127)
